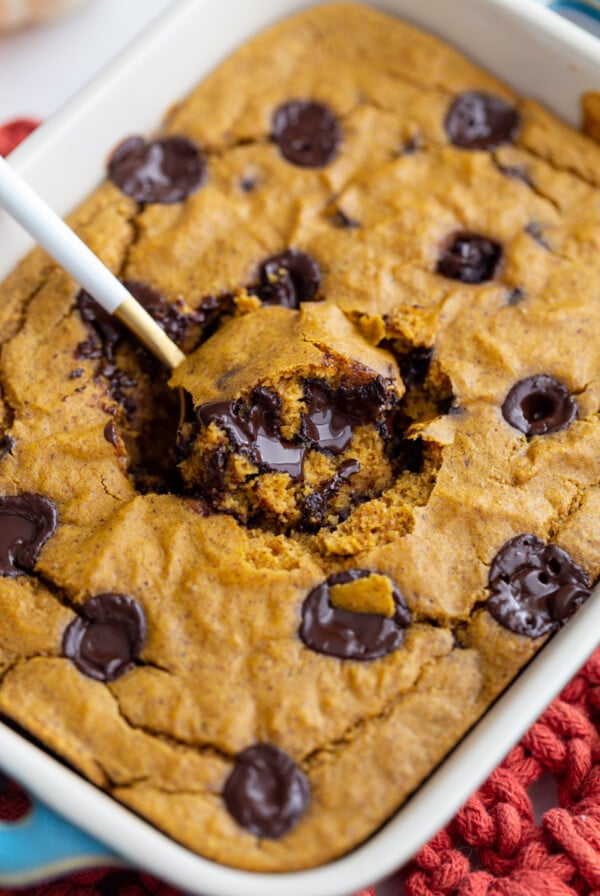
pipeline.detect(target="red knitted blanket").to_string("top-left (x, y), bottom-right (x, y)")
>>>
top-left (1, 120), bottom-right (599, 896)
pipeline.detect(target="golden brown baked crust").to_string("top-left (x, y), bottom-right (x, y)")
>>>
top-left (0, 1), bottom-right (599, 871)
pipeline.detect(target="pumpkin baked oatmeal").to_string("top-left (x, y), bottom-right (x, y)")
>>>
top-left (0, 2), bottom-right (599, 871)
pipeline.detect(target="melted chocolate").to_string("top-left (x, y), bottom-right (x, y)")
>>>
top-left (445, 92), bottom-right (520, 150)
top-left (272, 101), bottom-right (340, 168)
top-left (196, 378), bottom-right (394, 480)
top-left (502, 375), bottom-right (577, 436)
top-left (0, 494), bottom-right (57, 577)
top-left (198, 390), bottom-right (305, 478)
top-left (257, 249), bottom-right (322, 309)
top-left (487, 534), bottom-right (590, 638)
top-left (63, 593), bottom-right (146, 682)
top-left (108, 135), bottom-right (206, 204)
top-left (223, 743), bottom-right (309, 838)
top-left (302, 380), bottom-right (388, 453)
top-left (437, 232), bottom-right (502, 284)
top-left (299, 569), bottom-right (411, 660)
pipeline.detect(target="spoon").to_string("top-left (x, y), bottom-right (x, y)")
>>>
top-left (0, 154), bottom-right (186, 371)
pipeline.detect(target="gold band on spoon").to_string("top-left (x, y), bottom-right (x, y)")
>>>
top-left (114, 295), bottom-right (186, 371)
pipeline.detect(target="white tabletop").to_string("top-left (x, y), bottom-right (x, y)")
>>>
top-left (0, 0), bottom-right (178, 122)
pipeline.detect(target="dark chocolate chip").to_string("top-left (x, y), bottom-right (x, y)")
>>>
top-left (76, 290), bottom-right (123, 362)
top-left (103, 420), bottom-right (120, 448)
top-left (63, 593), bottom-right (146, 682)
top-left (78, 283), bottom-right (217, 362)
top-left (401, 136), bottom-right (421, 155)
top-left (69, 368), bottom-right (84, 379)
top-left (123, 280), bottom-right (201, 348)
top-left (494, 161), bottom-right (532, 187)
top-left (487, 534), bottom-right (590, 638)
top-left (502, 375), bottom-right (577, 436)
top-left (257, 249), bottom-right (322, 309)
top-left (300, 457), bottom-right (360, 531)
top-left (329, 209), bottom-right (360, 229)
top-left (223, 743), bottom-right (309, 838)
top-left (240, 177), bottom-right (257, 193)
top-left (525, 222), bottom-right (550, 250)
top-left (507, 287), bottom-right (526, 306)
top-left (0, 435), bottom-right (15, 459)
top-left (272, 101), bottom-right (340, 168)
top-left (0, 494), bottom-right (57, 578)
top-left (302, 379), bottom-right (391, 453)
top-left (437, 232), bottom-right (502, 284)
top-left (108, 135), bottom-right (206, 204)
top-left (445, 92), bottom-right (520, 150)
top-left (299, 569), bottom-right (411, 660)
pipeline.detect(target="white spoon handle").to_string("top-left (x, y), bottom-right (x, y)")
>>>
top-left (0, 155), bottom-right (185, 370)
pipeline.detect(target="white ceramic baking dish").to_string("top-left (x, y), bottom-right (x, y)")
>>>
top-left (1, 0), bottom-right (600, 893)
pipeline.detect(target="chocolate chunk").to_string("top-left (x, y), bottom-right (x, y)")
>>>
top-left (108, 135), bottom-right (206, 204)
top-left (487, 534), bottom-right (590, 638)
top-left (437, 232), bottom-right (502, 284)
top-left (299, 569), bottom-right (411, 660)
top-left (0, 494), bottom-right (57, 577)
top-left (445, 92), bottom-right (520, 150)
top-left (63, 593), bottom-right (146, 682)
top-left (396, 347), bottom-right (433, 389)
top-left (197, 377), bottom-right (393, 482)
top-left (223, 743), bottom-right (309, 838)
top-left (272, 101), bottom-right (340, 168)
top-left (502, 375), bottom-right (577, 436)
top-left (257, 250), bottom-right (322, 309)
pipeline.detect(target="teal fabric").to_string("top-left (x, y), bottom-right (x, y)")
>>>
top-left (0, 800), bottom-right (115, 882)
top-left (550, 1), bottom-right (600, 36)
